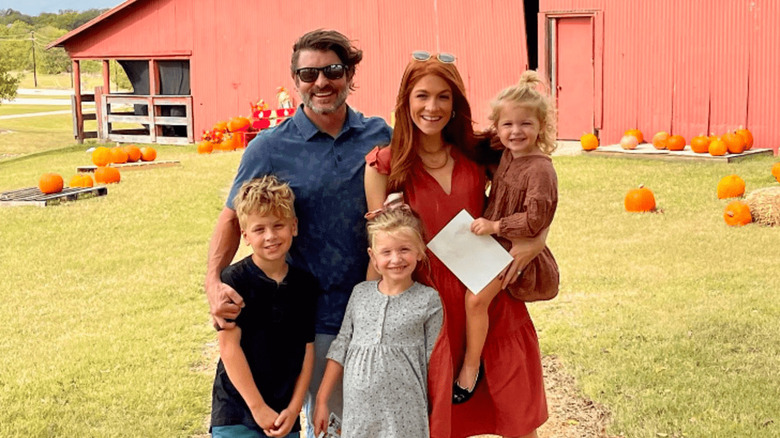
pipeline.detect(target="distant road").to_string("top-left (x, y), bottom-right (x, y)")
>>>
top-left (1, 88), bottom-right (93, 106)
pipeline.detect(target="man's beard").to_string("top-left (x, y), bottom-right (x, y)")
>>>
top-left (300, 85), bottom-right (350, 115)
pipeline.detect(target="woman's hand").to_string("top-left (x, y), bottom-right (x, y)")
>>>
top-left (499, 227), bottom-right (549, 289)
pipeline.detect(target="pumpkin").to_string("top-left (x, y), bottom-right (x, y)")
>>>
top-left (94, 166), bottom-right (121, 184)
top-left (213, 121), bottom-right (229, 133)
top-left (709, 139), bottom-right (727, 156)
top-left (723, 201), bottom-right (752, 227)
top-left (721, 132), bottom-right (745, 154)
top-left (228, 116), bottom-right (251, 133)
top-left (109, 146), bottom-right (128, 164)
top-left (68, 174), bottom-right (94, 188)
top-left (651, 131), bottom-right (670, 150)
top-left (717, 174), bottom-right (746, 199)
top-left (708, 133), bottom-right (720, 143)
top-left (624, 185), bottom-right (656, 212)
top-left (690, 135), bottom-right (710, 153)
top-left (124, 145), bottom-right (142, 162)
top-left (620, 135), bottom-right (639, 150)
top-left (197, 141), bottom-right (214, 154)
top-left (91, 146), bottom-right (111, 167)
top-left (771, 162), bottom-right (780, 183)
top-left (666, 135), bottom-right (686, 151)
top-left (736, 126), bottom-right (753, 150)
top-left (624, 129), bottom-right (644, 144)
top-left (38, 173), bottom-right (64, 194)
top-left (140, 147), bottom-right (157, 161)
top-left (580, 133), bottom-right (599, 151)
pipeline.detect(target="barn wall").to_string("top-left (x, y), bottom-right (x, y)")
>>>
top-left (540, 0), bottom-right (779, 151)
top-left (64, 0), bottom-right (528, 137)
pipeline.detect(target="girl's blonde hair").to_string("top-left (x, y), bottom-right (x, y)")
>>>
top-left (366, 208), bottom-right (427, 262)
top-left (233, 175), bottom-right (296, 229)
top-left (488, 70), bottom-right (558, 155)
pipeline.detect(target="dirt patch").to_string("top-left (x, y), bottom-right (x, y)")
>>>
top-left (536, 355), bottom-right (617, 438)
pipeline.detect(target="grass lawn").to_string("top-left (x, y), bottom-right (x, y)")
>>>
top-left (0, 143), bottom-right (778, 436)
top-left (15, 72), bottom-right (126, 92)
top-left (0, 104), bottom-right (70, 116)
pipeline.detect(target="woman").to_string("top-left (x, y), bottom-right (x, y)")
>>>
top-left (364, 53), bottom-right (549, 438)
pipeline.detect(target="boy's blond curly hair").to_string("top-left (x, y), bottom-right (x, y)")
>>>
top-left (233, 175), bottom-right (296, 229)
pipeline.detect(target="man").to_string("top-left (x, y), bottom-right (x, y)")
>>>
top-left (205, 29), bottom-right (392, 436)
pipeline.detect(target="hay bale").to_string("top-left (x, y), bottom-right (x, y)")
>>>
top-left (745, 186), bottom-right (780, 226)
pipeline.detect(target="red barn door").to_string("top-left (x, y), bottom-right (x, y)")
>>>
top-left (553, 16), bottom-right (594, 139)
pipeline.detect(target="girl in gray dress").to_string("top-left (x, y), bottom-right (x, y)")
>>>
top-left (313, 202), bottom-right (443, 438)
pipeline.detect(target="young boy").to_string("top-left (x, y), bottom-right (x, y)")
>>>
top-left (211, 175), bottom-right (318, 438)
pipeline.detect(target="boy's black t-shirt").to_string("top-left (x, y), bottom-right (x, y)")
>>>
top-left (211, 256), bottom-right (319, 432)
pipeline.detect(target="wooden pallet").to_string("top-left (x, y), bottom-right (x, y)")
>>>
top-left (0, 186), bottom-right (107, 207)
top-left (585, 144), bottom-right (773, 162)
top-left (76, 160), bottom-right (181, 173)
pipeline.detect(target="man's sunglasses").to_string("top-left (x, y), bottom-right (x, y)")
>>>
top-left (412, 51), bottom-right (456, 64)
top-left (294, 64), bottom-right (348, 83)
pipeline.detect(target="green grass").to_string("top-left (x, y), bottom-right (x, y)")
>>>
top-left (536, 154), bottom-right (780, 437)
top-left (0, 104), bottom-right (70, 116)
top-left (1, 142), bottom-right (779, 436)
top-left (15, 72), bottom-right (118, 91)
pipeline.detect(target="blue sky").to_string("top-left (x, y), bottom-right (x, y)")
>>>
top-left (6, 0), bottom-right (121, 16)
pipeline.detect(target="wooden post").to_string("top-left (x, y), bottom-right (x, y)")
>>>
top-left (73, 60), bottom-right (84, 144)
top-left (102, 59), bottom-right (111, 95)
top-left (149, 59), bottom-right (160, 140)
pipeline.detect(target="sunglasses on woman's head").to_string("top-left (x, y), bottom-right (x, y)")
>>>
top-left (294, 64), bottom-right (348, 83)
top-left (412, 51), bottom-right (456, 64)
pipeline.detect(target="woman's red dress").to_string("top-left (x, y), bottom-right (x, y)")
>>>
top-left (367, 146), bottom-right (548, 438)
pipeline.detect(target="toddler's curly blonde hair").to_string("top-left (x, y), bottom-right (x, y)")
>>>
top-left (233, 175), bottom-right (296, 229)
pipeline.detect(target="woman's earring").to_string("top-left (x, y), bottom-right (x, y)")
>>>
top-left (451, 110), bottom-right (456, 119)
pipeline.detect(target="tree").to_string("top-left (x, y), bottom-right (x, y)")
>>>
top-left (0, 51), bottom-right (21, 102)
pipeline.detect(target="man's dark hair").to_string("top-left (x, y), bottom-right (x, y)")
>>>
top-left (291, 29), bottom-right (363, 86)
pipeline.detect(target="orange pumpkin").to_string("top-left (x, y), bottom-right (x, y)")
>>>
top-left (651, 131), bottom-right (670, 150)
top-left (736, 126), bottom-right (754, 150)
top-left (38, 173), bottom-right (64, 194)
top-left (717, 174), bottom-right (746, 199)
top-left (771, 162), bottom-right (780, 183)
top-left (723, 201), bottom-right (752, 227)
top-left (94, 166), bottom-right (121, 184)
top-left (721, 132), bottom-right (745, 154)
top-left (197, 141), bottom-right (214, 154)
top-left (624, 185), bottom-right (656, 212)
top-left (124, 145), bottom-right (142, 162)
top-left (709, 139), bottom-right (727, 156)
top-left (91, 147), bottom-right (111, 167)
top-left (690, 135), bottom-right (710, 154)
top-left (140, 147), bottom-right (157, 162)
top-left (624, 129), bottom-right (644, 144)
top-left (110, 146), bottom-right (128, 164)
top-left (228, 116), bottom-right (251, 133)
top-left (69, 174), bottom-right (94, 188)
top-left (580, 133), bottom-right (598, 151)
top-left (708, 133), bottom-right (720, 143)
top-left (213, 121), bottom-right (229, 133)
top-left (666, 135), bottom-right (686, 151)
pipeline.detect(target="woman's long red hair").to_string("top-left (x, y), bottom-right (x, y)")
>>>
top-left (387, 58), bottom-right (480, 193)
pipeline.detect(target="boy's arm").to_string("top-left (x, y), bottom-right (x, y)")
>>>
top-left (313, 359), bottom-right (345, 437)
top-left (268, 342), bottom-right (315, 437)
top-left (218, 328), bottom-right (278, 430)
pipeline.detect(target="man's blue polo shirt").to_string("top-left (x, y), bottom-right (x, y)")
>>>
top-left (226, 105), bottom-right (392, 335)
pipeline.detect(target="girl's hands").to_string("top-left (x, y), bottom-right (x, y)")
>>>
top-left (313, 401), bottom-right (330, 437)
top-left (499, 227), bottom-right (549, 289)
top-left (470, 218), bottom-right (500, 235)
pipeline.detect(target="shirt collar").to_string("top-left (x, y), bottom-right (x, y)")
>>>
top-left (292, 104), bottom-right (365, 141)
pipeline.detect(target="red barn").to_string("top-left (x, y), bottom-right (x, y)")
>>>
top-left (51, 0), bottom-right (778, 153)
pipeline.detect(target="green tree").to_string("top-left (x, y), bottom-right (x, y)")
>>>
top-left (0, 51), bottom-right (21, 102)
top-left (36, 26), bottom-right (70, 74)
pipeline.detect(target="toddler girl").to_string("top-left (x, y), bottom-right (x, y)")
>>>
top-left (313, 201), bottom-right (443, 438)
top-left (453, 70), bottom-right (560, 404)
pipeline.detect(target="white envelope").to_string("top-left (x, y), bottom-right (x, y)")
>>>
top-left (427, 209), bottom-right (513, 294)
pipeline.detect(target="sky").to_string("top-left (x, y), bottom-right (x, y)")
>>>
top-left (4, 0), bottom-right (121, 16)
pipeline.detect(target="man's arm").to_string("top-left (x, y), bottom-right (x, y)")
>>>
top-left (205, 207), bottom-right (245, 329)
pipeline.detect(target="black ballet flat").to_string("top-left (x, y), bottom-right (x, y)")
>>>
top-left (452, 362), bottom-right (483, 404)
